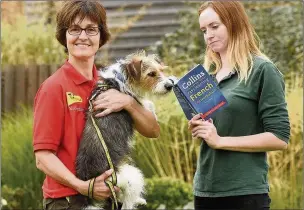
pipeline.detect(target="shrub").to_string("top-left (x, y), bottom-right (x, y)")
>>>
top-left (1, 15), bottom-right (66, 65)
top-left (1, 185), bottom-right (26, 210)
top-left (139, 177), bottom-right (193, 210)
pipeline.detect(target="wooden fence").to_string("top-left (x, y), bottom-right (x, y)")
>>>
top-left (1, 64), bottom-right (60, 113)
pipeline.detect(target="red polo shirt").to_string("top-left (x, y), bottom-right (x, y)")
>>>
top-left (33, 60), bottom-right (98, 198)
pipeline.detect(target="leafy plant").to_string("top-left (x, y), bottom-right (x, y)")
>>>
top-left (1, 185), bottom-right (26, 210)
top-left (244, 1), bottom-right (303, 75)
top-left (139, 177), bottom-right (193, 210)
top-left (1, 15), bottom-right (66, 65)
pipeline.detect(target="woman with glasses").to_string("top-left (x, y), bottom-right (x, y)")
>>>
top-left (32, 1), bottom-right (160, 209)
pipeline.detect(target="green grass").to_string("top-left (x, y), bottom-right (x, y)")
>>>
top-left (268, 86), bottom-right (303, 209)
top-left (1, 107), bottom-right (45, 209)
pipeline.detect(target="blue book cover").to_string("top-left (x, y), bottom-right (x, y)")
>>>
top-left (173, 64), bottom-right (228, 120)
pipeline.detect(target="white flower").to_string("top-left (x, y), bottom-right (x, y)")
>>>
top-left (155, 41), bottom-right (162, 46)
top-left (165, 33), bottom-right (173, 38)
top-left (2, 198), bottom-right (7, 206)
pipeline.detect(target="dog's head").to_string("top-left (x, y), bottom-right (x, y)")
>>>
top-left (122, 50), bottom-right (177, 95)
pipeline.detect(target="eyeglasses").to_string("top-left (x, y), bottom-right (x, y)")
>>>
top-left (67, 26), bottom-right (100, 36)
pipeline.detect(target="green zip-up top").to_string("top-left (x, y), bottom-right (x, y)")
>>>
top-left (194, 56), bottom-right (290, 197)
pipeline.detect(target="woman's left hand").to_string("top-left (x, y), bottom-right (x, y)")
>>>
top-left (189, 114), bottom-right (222, 149)
top-left (93, 89), bottom-right (133, 117)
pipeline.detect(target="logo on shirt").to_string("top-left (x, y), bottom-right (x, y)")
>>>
top-left (66, 92), bottom-right (83, 106)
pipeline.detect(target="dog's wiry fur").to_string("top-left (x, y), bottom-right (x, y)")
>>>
top-left (75, 50), bottom-right (177, 210)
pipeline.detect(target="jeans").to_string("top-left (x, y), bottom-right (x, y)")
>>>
top-left (194, 193), bottom-right (271, 210)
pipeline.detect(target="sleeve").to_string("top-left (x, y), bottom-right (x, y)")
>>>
top-left (257, 62), bottom-right (290, 143)
top-left (33, 81), bottom-right (65, 152)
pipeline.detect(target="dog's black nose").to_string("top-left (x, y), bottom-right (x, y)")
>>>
top-left (165, 83), bottom-right (173, 91)
top-left (168, 78), bottom-right (175, 84)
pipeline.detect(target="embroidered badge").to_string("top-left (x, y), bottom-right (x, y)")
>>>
top-left (66, 92), bottom-right (83, 106)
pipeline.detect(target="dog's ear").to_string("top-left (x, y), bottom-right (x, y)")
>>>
top-left (125, 59), bottom-right (142, 81)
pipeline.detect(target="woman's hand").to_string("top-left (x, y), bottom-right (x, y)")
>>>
top-left (93, 89), bottom-right (133, 117)
top-left (188, 114), bottom-right (222, 149)
top-left (79, 169), bottom-right (120, 201)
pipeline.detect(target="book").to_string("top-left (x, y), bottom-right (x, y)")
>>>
top-left (173, 64), bottom-right (228, 120)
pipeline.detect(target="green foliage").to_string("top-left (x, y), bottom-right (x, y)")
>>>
top-left (244, 1), bottom-right (303, 76)
top-left (148, 92), bottom-right (184, 123)
top-left (1, 107), bottom-right (45, 209)
top-left (150, 2), bottom-right (204, 77)
top-left (1, 185), bottom-right (26, 210)
top-left (1, 15), bottom-right (66, 65)
top-left (133, 115), bottom-right (200, 183)
top-left (139, 177), bottom-right (193, 210)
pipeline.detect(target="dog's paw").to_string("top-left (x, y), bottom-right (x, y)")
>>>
top-left (135, 198), bottom-right (147, 205)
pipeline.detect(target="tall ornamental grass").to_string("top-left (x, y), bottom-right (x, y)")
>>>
top-left (268, 86), bottom-right (303, 209)
top-left (1, 107), bottom-right (45, 209)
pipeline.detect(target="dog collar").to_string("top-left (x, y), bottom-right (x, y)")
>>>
top-left (96, 83), bottom-right (113, 91)
top-left (113, 70), bottom-right (125, 83)
top-left (88, 83), bottom-right (113, 103)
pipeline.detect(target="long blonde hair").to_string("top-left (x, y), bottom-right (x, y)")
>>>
top-left (198, 1), bottom-right (269, 82)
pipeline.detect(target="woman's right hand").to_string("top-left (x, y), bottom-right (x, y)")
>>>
top-left (79, 169), bottom-right (120, 200)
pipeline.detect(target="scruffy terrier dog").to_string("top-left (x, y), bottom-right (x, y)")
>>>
top-left (75, 50), bottom-right (176, 210)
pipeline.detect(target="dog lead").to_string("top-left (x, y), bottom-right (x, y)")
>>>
top-left (88, 83), bottom-right (119, 210)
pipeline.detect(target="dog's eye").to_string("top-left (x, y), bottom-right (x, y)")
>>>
top-left (147, 72), bottom-right (157, 77)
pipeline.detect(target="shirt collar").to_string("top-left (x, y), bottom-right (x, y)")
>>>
top-left (210, 68), bottom-right (237, 85)
top-left (62, 60), bottom-right (98, 85)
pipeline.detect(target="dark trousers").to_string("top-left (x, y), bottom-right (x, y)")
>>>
top-left (43, 195), bottom-right (89, 210)
top-left (194, 193), bottom-right (271, 210)
top-left (43, 194), bottom-right (123, 210)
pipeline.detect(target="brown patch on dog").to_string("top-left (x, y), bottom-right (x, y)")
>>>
top-left (125, 58), bottom-right (142, 81)
top-left (141, 76), bottom-right (159, 91)
top-left (121, 50), bottom-right (173, 94)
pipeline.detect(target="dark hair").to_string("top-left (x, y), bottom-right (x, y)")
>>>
top-left (56, 0), bottom-right (111, 49)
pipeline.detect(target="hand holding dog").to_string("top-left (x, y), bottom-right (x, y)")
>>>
top-left (94, 89), bottom-right (133, 117)
top-left (81, 169), bottom-right (120, 201)
top-left (189, 114), bottom-right (222, 149)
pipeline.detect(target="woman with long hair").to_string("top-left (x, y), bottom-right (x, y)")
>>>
top-left (189, 2), bottom-right (290, 209)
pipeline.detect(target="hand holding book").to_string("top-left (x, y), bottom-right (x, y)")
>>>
top-left (173, 64), bottom-right (228, 120)
top-left (188, 114), bottom-right (222, 149)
